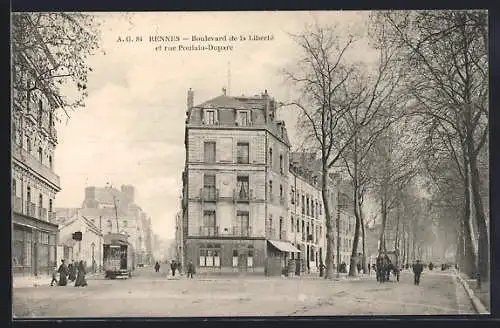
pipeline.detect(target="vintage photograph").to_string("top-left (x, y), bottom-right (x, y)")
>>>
top-left (11, 10), bottom-right (489, 317)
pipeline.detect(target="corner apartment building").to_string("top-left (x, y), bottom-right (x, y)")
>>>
top-left (182, 88), bottom-right (299, 276)
top-left (12, 53), bottom-right (60, 277)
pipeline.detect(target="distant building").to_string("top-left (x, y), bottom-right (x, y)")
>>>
top-left (56, 215), bottom-right (103, 272)
top-left (174, 211), bottom-right (183, 268)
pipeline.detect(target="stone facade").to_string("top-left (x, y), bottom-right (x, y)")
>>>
top-left (12, 54), bottom-right (60, 278)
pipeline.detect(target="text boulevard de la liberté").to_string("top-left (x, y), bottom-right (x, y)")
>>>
top-left (116, 34), bottom-right (275, 53)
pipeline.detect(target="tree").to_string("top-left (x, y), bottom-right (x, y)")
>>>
top-left (284, 23), bottom-right (362, 279)
top-left (11, 12), bottom-right (101, 119)
top-left (373, 10), bottom-right (489, 285)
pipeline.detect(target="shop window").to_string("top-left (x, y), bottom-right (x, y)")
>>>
top-left (248, 250), bottom-right (254, 268)
top-left (232, 250), bottom-right (238, 267)
top-left (200, 245), bottom-right (221, 267)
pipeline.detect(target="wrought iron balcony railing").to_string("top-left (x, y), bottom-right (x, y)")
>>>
top-left (201, 187), bottom-right (219, 202)
top-left (234, 188), bottom-right (252, 202)
top-left (199, 226), bottom-right (219, 237)
top-left (232, 226), bottom-right (252, 237)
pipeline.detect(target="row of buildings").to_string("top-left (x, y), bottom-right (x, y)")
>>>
top-left (176, 88), bottom-right (359, 276)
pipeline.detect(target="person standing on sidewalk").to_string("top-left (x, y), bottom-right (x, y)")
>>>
top-left (413, 260), bottom-right (424, 285)
top-left (57, 259), bottom-right (69, 286)
top-left (170, 260), bottom-right (177, 277)
top-left (75, 260), bottom-right (88, 287)
top-left (50, 266), bottom-right (58, 286)
top-left (186, 260), bottom-right (195, 279)
top-left (155, 261), bottom-right (161, 273)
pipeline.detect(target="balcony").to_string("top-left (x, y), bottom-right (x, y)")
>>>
top-left (234, 188), bottom-right (252, 202)
top-left (279, 230), bottom-right (287, 241)
top-left (232, 226), bottom-right (252, 237)
top-left (39, 207), bottom-right (47, 221)
top-left (266, 227), bottom-right (276, 239)
top-left (199, 226), bottom-right (219, 237)
top-left (200, 187), bottom-right (218, 202)
top-left (48, 211), bottom-right (56, 223)
top-left (11, 144), bottom-right (60, 188)
top-left (27, 202), bottom-right (37, 219)
top-left (12, 196), bottom-right (22, 213)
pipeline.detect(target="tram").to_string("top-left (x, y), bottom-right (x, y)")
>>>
top-left (103, 233), bottom-right (135, 279)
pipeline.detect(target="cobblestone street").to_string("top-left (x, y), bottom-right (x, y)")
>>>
top-left (13, 268), bottom-right (477, 317)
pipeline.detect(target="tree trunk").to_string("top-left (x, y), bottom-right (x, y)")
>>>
top-left (360, 206), bottom-right (368, 274)
top-left (378, 192), bottom-right (387, 254)
top-left (462, 157), bottom-right (477, 278)
top-left (349, 180), bottom-right (361, 277)
top-left (322, 166), bottom-right (335, 279)
top-left (469, 154), bottom-right (489, 285)
top-left (394, 200), bottom-right (401, 251)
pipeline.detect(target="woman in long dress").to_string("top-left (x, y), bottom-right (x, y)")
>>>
top-left (57, 259), bottom-right (68, 286)
top-left (75, 260), bottom-right (88, 287)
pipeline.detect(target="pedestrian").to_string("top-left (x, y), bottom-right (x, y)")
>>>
top-left (155, 261), bottom-right (160, 273)
top-left (187, 260), bottom-right (195, 279)
top-left (413, 260), bottom-right (424, 286)
top-left (319, 262), bottom-right (325, 277)
top-left (170, 260), bottom-right (177, 276)
top-left (50, 266), bottom-right (58, 286)
top-left (429, 262), bottom-right (434, 271)
top-left (75, 260), bottom-right (88, 287)
top-left (57, 259), bottom-right (69, 286)
top-left (68, 260), bottom-right (77, 282)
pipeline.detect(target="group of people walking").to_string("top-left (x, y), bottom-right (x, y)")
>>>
top-left (154, 259), bottom-right (195, 278)
top-left (51, 259), bottom-right (88, 287)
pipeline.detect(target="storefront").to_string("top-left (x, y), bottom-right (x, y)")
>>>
top-left (12, 213), bottom-right (58, 277)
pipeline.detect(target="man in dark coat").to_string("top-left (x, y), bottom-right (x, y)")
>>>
top-left (170, 260), bottom-right (177, 276)
top-left (57, 259), bottom-right (69, 286)
top-left (186, 260), bottom-right (195, 279)
top-left (155, 261), bottom-right (160, 273)
top-left (413, 260), bottom-right (424, 285)
top-left (75, 260), bottom-right (88, 287)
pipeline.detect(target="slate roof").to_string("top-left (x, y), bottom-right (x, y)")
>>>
top-left (196, 95), bottom-right (252, 110)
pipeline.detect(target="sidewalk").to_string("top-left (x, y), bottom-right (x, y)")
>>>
top-left (13, 272), bottom-right (102, 289)
top-left (454, 270), bottom-right (490, 314)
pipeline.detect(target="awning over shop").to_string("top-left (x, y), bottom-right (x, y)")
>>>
top-left (267, 240), bottom-right (301, 253)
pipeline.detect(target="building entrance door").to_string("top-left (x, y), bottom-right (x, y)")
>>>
top-left (238, 253), bottom-right (248, 273)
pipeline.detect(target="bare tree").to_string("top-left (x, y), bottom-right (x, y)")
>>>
top-left (11, 12), bottom-right (101, 119)
top-left (284, 23), bottom-right (361, 279)
top-left (374, 10), bottom-right (489, 285)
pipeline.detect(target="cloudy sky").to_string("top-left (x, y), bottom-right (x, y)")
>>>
top-left (55, 11), bottom-right (378, 240)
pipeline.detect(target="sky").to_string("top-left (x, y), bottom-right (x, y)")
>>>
top-left (54, 11), bottom-right (379, 240)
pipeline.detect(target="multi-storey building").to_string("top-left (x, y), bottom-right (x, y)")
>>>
top-left (182, 88), bottom-right (300, 276)
top-left (288, 153), bottom-right (326, 274)
top-left (12, 53), bottom-right (61, 278)
top-left (174, 211), bottom-right (184, 267)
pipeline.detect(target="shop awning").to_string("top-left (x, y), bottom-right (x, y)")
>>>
top-left (267, 240), bottom-right (301, 253)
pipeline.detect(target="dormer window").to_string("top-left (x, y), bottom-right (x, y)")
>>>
top-left (237, 110), bottom-right (251, 126)
top-left (205, 110), bottom-right (215, 125)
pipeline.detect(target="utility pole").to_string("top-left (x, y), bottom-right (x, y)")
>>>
top-left (113, 196), bottom-right (119, 233)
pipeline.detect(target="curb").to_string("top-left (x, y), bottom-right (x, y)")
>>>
top-left (454, 273), bottom-right (489, 314)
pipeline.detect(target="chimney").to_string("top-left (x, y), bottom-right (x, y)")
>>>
top-left (187, 88), bottom-right (194, 111)
top-left (222, 87), bottom-right (227, 96)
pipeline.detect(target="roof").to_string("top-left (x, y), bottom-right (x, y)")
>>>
top-left (58, 215), bottom-right (102, 236)
top-left (196, 95), bottom-right (252, 110)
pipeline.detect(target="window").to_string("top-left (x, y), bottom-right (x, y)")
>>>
top-left (200, 244), bottom-right (221, 267)
top-left (49, 156), bottom-right (53, 169)
top-left (306, 197), bottom-right (310, 216)
top-left (269, 180), bottom-right (273, 201)
top-left (237, 211), bottom-right (250, 236)
top-left (279, 154), bottom-right (284, 174)
top-left (123, 220), bottom-right (128, 227)
top-left (301, 195), bottom-right (305, 214)
top-left (38, 99), bottom-right (43, 124)
top-left (248, 246), bottom-right (254, 267)
top-left (320, 226), bottom-right (323, 239)
top-left (27, 186), bottom-right (31, 203)
top-left (237, 142), bottom-right (249, 164)
top-left (279, 184), bottom-right (283, 200)
top-left (49, 111), bottom-right (53, 128)
top-left (38, 147), bottom-right (43, 163)
top-left (204, 141), bottom-right (216, 163)
top-left (232, 250), bottom-right (238, 267)
top-left (236, 176), bottom-right (249, 200)
top-left (279, 217), bottom-right (283, 234)
top-left (12, 179), bottom-right (16, 196)
top-left (203, 174), bottom-right (216, 200)
top-left (26, 137), bottom-right (31, 152)
top-left (237, 110), bottom-right (250, 126)
top-left (107, 220), bottom-right (112, 228)
top-left (291, 217), bottom-right (294, 232)
top-left (269, 148), bottom-right (273, 167)
top-left (320, 203), bottom-right (322, 215)
top-left (205, 110), bottom-right (215, 124)
top-left (203, 211), bottom-right (216, 228)
top-left (291, 187), bottom-right (295, 204)
top-left (39, 193), bottom-right (43, 209)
